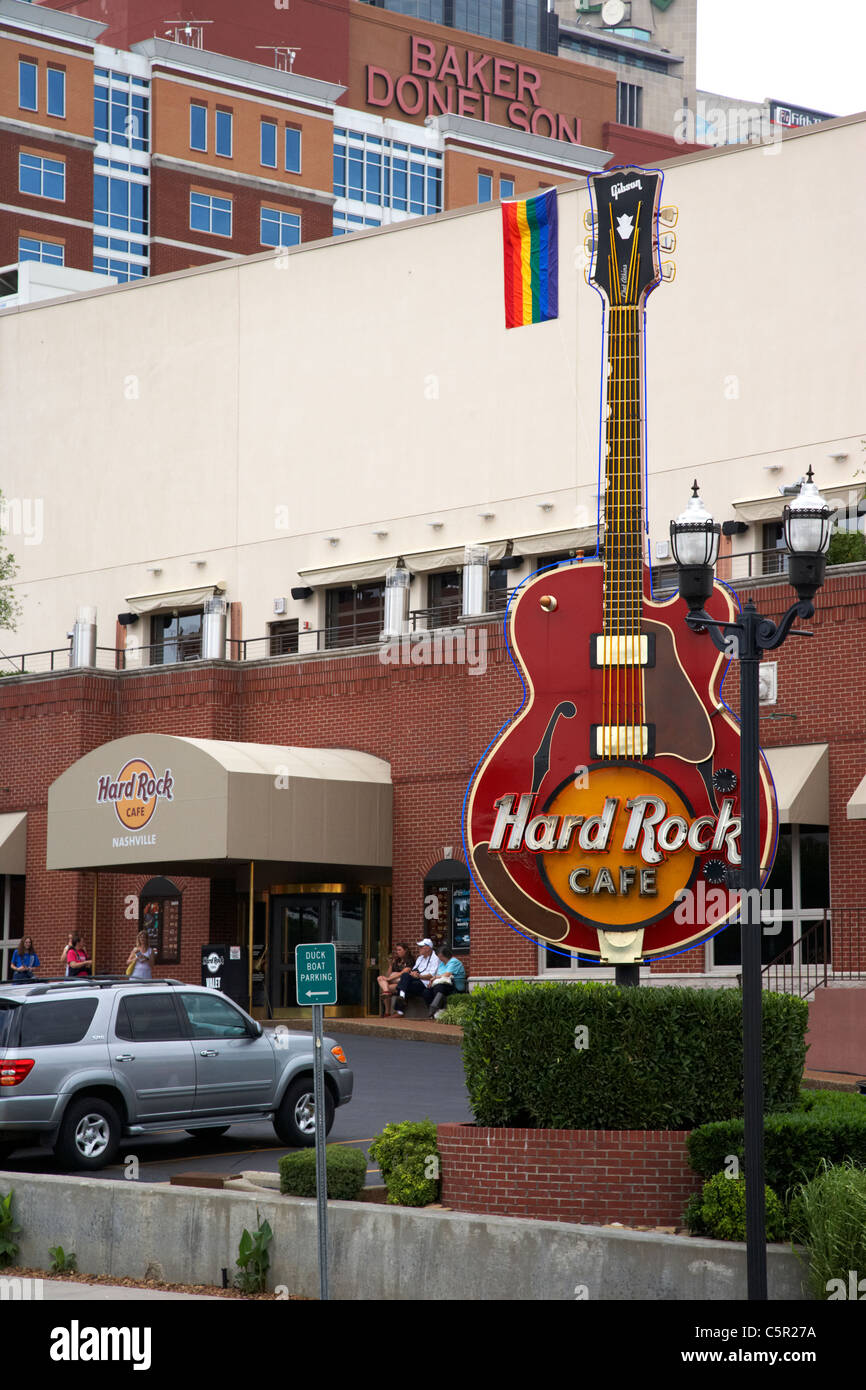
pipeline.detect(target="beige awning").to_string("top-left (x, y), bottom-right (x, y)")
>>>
top-left (125, 583), bottom-right (226, 615)
top-left (0, 813), bottom-right (26, 874)
top-left (404, 542), bottom-right (509, 572)
top-left (47, 735), bottom-right (392, 873)
top-left (764, 744), bottom-right (828, 823)
top-left (513, 525), bottom-right (600, 558)
top-left (732, 480), bottom-right (855, 524)
top-left (846, 772), bottom-right (866, 820)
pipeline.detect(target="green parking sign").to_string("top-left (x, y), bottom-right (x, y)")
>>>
top-left (295, 942), bottom-right (338, 1006)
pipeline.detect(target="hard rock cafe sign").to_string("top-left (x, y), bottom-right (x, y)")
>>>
top-left (465, 168), bottom-right (778, 963)
top-left (96, 758), bottom-right (174, 833)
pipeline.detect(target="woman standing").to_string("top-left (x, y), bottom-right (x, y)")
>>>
top-left (65, 936), bottom-right (92, 978)
top-left (10, 936), bottom-right (40, 983)
top-left (376, 942), bottom-right (413, 1016)
top-left (126, 930), bottom-right (155, 980)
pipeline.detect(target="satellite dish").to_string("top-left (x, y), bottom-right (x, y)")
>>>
top-left (601, 0), bottom-right (627, 25)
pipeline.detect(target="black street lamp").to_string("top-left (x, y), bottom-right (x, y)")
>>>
top-left (670, 470), bottom-right (835, 1302)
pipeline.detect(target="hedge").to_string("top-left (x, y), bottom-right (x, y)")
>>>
top-left (688, 1108), bottom-right (866, 1197)
top-left (461, 981), bottom-right (807, 1129)
top-left (278, 1145), bottom-right (367, 1200)
top-left (368, 1120), bottom-right (440, 1206)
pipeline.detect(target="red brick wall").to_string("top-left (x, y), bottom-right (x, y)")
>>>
top-left (0, 134), bottom-right (93, 271)
top-left (437, 1123), bottom-right (702, 1227)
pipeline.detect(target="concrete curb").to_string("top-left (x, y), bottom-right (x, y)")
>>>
top-left (0, 1170), bottom-right (811, 1301)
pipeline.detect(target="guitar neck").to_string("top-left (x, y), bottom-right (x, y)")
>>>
top-left (603, 304), bottom-right (645, 636)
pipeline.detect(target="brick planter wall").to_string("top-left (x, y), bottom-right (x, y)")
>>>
top-left (437, 1123), bottom-right (703, 1227)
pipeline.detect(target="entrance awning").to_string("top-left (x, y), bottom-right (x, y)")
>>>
top-left (763, 744), bottom-right (828, 824)
top-left (0, 813), bottom-right (26, 873)
top-left (46, 735), bottom-right (392, 873)
top-left (846, 772), bottom-right (866, 820)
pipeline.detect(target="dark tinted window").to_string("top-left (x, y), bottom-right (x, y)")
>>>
top-left (19, 999), bottom-right (98, 1047)
top-left (180, 993), bottom-right (248, 1038)
top-left (0, 1002), bottom-right (21, 1049)
top-left (115, 994), bottom-right (184, 1042)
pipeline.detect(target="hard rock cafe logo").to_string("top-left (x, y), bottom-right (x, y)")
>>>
top-left (96, 759), bottom-right (174, 830)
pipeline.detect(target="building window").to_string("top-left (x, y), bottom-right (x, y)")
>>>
top-left (139, 878), bottom-right (181, 964)
top-left (215, 109), bottom-right (233, 158)
top-left (190, 191), bottom-right (232, 237)
top-left (423, 860), bottom-right (471, 956)
top-left (762, 521), bottom-right (787, 576)
top-left (488, 564), bottom-right (514, 612)
top-left (19, 60), bottom-right (37, 112)
top-left (19, 153), bottom-right (65, 201)
top-left (18, 235), bottom-right (64, 265)
top-left (477, 172), bottom-right (493, 202)
top-left (94, 168), bottom-right (148, 237)
top-left (47, 68), bottom-right (66, 118)
top-left (285, 126), bottom-right (302, 174)
top-left (190, 102), bottom-right (207, 152)
top-left (427, 570), bottom-right (462, 628)
top-left (325, 583), bottom-right (385, 648)
top-left (260, 207), bottom-right (301, 247)
top-left (261, 120), bottom-right (277, 168)
top-left (333, 127), bottom-right (442, 225)
top-left (95, 71), bottom-right (150, 151)
top-left (711, 825), bottom-right (830, 970)
top-left (616, 81), bottom-right (643, 128)
top-left (268, 619), bottom-right (299, 655)
top-left (0, 875), bottom-right (26, 984)
top-left (149, 610), bottom-right (204, 664)
top-left (500, 176), bottom-right (515, 199)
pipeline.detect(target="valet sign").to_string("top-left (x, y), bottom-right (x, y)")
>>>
top-left (96, 758), bottom-right (174, 848)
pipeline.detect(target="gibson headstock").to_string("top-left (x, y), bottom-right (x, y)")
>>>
top-left (583, 167), bottom-right (674, 307)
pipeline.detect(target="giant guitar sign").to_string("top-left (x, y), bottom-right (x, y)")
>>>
top-left (465, 168), bottom-right (778, 963)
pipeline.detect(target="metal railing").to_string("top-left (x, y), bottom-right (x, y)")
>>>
top-left (651, 548), bottom-right (814, 595)
top-left (758, 911), bottom-right (866, 997)
top-left (0, 644), bottom-right (123, 676)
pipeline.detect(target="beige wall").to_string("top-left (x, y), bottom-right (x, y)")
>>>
top-left (0, 115), bottom-right (863, 656)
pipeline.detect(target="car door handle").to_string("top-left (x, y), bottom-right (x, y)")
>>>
top-left (199, 1049), bottom-right (219, 1057)
top-left (115, 1054), bottom-right (135, 1062)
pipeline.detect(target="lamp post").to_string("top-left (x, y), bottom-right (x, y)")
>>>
top-left (670, 470), bottom-right (835, 1302)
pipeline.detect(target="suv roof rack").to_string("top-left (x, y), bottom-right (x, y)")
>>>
top-left (24, 977), bottom-right (186, 997)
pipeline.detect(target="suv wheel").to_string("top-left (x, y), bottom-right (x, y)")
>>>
top-left (274, 1077), bottom-right (335, 1148)
top-left (56, 1097), bottom-right (121, 1171)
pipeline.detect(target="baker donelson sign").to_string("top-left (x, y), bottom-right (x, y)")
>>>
top-left (96, 758), bottom-right (174, 846)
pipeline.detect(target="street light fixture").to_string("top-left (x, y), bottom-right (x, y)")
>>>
top-left (670, 470), bottom-right (834, 1302)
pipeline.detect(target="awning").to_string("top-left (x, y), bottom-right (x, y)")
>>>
top-left (404, 542), bottom-right (509, 572)
top-left (846, 772), bottom-right (866, 820)
top-left (47, 734), bottom-right (392, 873)
top-left (299, 542), bottom-right (511, 584)
top-left (513, 525), bottom-right (600, 558)
top-left (0, 813), bottom-right (26, 874)
top-left (125, 583), bottom-right (226, 615)
top-left (764, 744), bottom-right (828, 824)
top-left (732, 480), bottom-right (857, 524)
top-left (298, 558), bottom-right (399, 586)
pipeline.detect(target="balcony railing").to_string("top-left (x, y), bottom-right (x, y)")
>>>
top-left (752, 910), bottom-right (866, 998)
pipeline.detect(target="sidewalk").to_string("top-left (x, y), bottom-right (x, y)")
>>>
top-left (38, 1280), bottom-right (224, 1300)
top-left (265, 1015), bottom-right (463, 1045)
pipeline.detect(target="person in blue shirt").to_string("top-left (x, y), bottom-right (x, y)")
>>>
top-left (423, 949), bottom-right (467, 1017)
top-left (10, 936), bottom-right (40, 983)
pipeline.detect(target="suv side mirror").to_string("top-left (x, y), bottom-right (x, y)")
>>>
top-left (248, 1019), bottom-right (263, 1038)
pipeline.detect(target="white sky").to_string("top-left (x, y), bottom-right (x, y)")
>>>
top-left (697, 0), bottom-right (866, 115)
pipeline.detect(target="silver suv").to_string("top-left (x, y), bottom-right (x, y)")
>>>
top-left (0, 978), bottom-right (353, 1170)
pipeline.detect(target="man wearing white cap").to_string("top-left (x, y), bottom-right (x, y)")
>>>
top-left (392, 939), bottom-right (441, 1017)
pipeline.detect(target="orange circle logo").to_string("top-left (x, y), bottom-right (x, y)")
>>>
top-left (96, 760), bottom-right (174, 830)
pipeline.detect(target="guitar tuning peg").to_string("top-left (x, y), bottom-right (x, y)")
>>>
top-left (583, 209), bottom-right (594, 232)
top-left (659, 205), bottom-right (679, 227)
top-left (661, 261), bottom-right (677, 282)
top-left (584, 235), bottom-right (596, 258)
top-left (659, 230), bottom-right (676, 253)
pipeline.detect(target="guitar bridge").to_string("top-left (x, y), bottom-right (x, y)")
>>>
top-left (590, 634), bottom-right (655, 667)
top-left (591, 724), bottom-right (656, 758)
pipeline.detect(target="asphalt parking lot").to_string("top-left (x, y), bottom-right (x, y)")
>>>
top-left (2, 1031), bottom-right (473, 1185)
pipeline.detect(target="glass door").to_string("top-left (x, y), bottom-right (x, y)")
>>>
top-left (270, 895), bottom-right (326, 1011)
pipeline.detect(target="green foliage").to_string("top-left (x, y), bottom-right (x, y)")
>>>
top-left (789, 1161), bottom-right (866, 1299)
top-left (436, 992), bottom-right (473, 1026)
top-left (688, 1105), bottom-right (866, 1198)
top-left (684, 1172), bottom-right (788, 1242)
top-left (48, 1245), bottom-right (77, 1273)
top-left (795, 1087), bottom-right (866, 1117)
top-left (278, 1144), bottom-right (367, 1200)
top-left (0, 1190), bottom-right (21, 1268)
top-left (235, 1215), bottom-right (273, 1294)
top-left (460, 982), bottom-right (807, 1129)
top-left (827, 527), bottom-right (866, 567)
top-left (0, 493), bottom-right (21, 634)
top-left (368, 1120), bottom-right (440, 1207)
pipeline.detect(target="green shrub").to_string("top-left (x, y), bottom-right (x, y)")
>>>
top-left (827, 527), bottom-right (866, 566)
top-left (368, 1120), bottom-right (440, 1207)
top-left (49, 1245), bottom-right (77, 1274)
top-left (436, 993), bottom-right (473, 1026)
top-left (789, 1161), bottom-right (866, 1299)
top-left (460, 982), bottom-right (807, 1129)
top-left (684, 1172), bottom-right (788, 1242)
top-left (235, 1216), bottom-right (273, 1294)
top-left (0, 1191), bottom-right (20, 1268)
top-left (795, 1088), bottom-right (866, 1117)
top-left (278, 1145), bottom-right (367, 1200)
top-left (688, 1108), bottom-right (866, 1199)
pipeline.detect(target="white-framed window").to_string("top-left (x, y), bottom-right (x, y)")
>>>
top-left (190, 191), bottom-right (232, 237)
top-left (285, 126), bottom-right (302, 173)
top-left (500, 176), bottom-right (515, 199)
top-left (93, 154), bottom-right (149, 282)
top-left (19, 59), bottom-right (37, 111)
top-left (18, 235), bottom-right (64, 265)
top-left (477, 172), bottom-right (493, 202)
top-left (333, 124), bottom-right (443, 228)
top-left (190, 102), bottom-right (207, 152)
top-left (260, 119), bottom-right (277, 168)
top-left (260, 206), bottom-right (300, 247)
top-left (95, 68), bottom-right (150, 152)
top-left (215, 109), bottom-right (233, 158)
top-left (616, 81), bottom-right (643, 128)
top-left (47, 67), bottom-right (66, 118)
top-left (19, 153), bottom-right (65, 201)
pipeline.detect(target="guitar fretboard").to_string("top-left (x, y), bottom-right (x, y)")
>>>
top-left (603, 305), bottom-right (644, 638)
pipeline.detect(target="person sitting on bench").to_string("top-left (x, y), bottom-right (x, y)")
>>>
top-left (424, 950), bottom-right (467, 1017)
top-left (392, 938), bottom-right (441, 1017)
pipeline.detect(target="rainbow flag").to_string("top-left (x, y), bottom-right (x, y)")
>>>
top-left (501, 188), bottom-right (559, 330)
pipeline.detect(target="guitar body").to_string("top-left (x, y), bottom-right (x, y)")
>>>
top-left (466, 560), bottom-right (778, 957)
